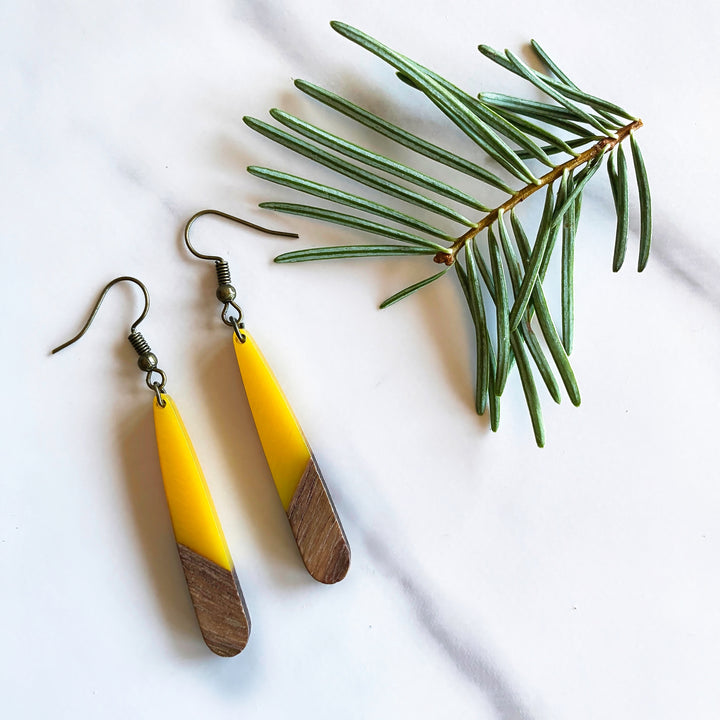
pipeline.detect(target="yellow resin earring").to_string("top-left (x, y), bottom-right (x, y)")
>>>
top-left (184, 210), bottom-right (350, 584)
top-left (52, 276), bottom-right (250, 656)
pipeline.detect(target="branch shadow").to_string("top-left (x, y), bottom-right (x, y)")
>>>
top-left (371, 257), bottom-right (486, 422)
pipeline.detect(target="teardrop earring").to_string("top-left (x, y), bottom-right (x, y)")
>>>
top-left (183, 210), bottom-right (351, 584)
top-left (52, 276), bottom-right (251, 656)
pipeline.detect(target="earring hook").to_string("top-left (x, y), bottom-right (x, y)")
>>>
top-left (51, 276), bottom-right (150, 354)
top-left (183, 209), bottom-right (298, 342)
top-left (183, 209), bottom-right (298, 263)
top-left (51, 275), bottom-right (168, 405)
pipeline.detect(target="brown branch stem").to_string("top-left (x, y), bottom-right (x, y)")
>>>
top-left (433, 119), bottom-right (643, 265)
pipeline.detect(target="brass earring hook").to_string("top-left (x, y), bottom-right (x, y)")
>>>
top-left (183, 209), bottom-right (298, 262)
top-left (52, 276), bottom-right (150, 353)
top-left (51, 275), bottom-right (167, 405)
top-left (183, 209), bottom-right (298, 341)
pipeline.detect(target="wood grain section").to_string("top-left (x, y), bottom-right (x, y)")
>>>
top-left (287, 457), bottom-right (350, 584)
top-left (177, 544), bottom-right (251, 657)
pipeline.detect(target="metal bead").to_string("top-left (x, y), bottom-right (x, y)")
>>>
top-left (216, 284), bottom-right (237, 303)
top-left (137, 352), bottom-right (158, 371)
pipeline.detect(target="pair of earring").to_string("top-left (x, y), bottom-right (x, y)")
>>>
top-left (52, 211), bottom-right (350, 657)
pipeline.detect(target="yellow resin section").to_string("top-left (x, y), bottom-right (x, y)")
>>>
top-left (233, 332), bottom-right (311, 510)
top-left (153, 395), bottom-right (233, 571)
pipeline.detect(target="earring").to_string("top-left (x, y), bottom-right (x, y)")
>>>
top-left (184, 210), bottom-right (351, 584)
top-left (52, 276), bottom-right (250, 657)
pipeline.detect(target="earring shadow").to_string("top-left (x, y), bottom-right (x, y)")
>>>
top-left (192, 338), bottom-right (310, 589)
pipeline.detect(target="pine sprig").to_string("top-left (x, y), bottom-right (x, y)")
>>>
top-left (243, 21), bottom-right (652, 445)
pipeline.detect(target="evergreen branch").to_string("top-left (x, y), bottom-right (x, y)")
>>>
top-left (488, 228), bottom-right (511, 393)
top-left (455, 262), bottom-right (501, 431)
top-left (503, 50), bottom-right (615, 135)
top-left (522, 328), bottom-right (563, 405)
top-left (528, 39), bottom-right (635, 125)
top-left (294, 80), bottom-right (514, 193)
top-left (331, 21), bottom-right (540, 184)
top-left (379, 269), bottom-right (448, 309)
top-left (464, 239), bottom-right (490, 414)
top-left (508, 184), bottom-right (556, 331)
top-left (495, 212), bottom-right (522, 292)
top-left (478, 93), bottom-right (602, 137)
top-left (243, 22), bottom-right (652, 442)
top-left (244, 116), bottom-right (476, 227)
top-left (469, 222), bottom-right (562, 408)
top-left (630, 132), bottom-right (652, 271)
top-left (275, 244), bottom-right (437, 263)
top-left (397, 67), bottom-right (555, 167)
top-left (486, 338), bottom-right (501, 432)
top-left (471, 238), bottom-right (495, 296)
top-left (479, 107), bottom-right (583, 157)
top-left (510, 331), bottom-right (545, 447)
top-left (248, 167), bottom-right (454, 241)
top-left (269, 108), bottom-right (491, 212)
top-left (510, 211), bottom-right (581, 406)
top-left (494, 214), bottom-right (561, 404)
top-left (539, 169), bottom-right (569, 284)
top-left (546, 82), bottom-right (636, 123)
top-left (529, 39), bottom-right (578, 89)
top-left (561, 173), bottom-right (577, 354)
top-left (263, 203), bottom-right (448, 251)
top-left (478, 46), bottom-right (622, 132)
top-left (607, 145), bottom-right (629, 272)
top-left (549, 151), bottom-right (605, 230)
top-left (445, 121), bottom-right (640, 262)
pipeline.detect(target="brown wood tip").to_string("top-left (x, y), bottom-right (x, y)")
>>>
top-left (176, 544), bottom-right (251, 657)
top-left (287, 457), bottom-right (351, 584)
